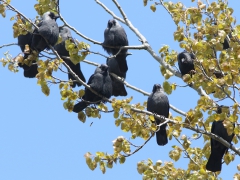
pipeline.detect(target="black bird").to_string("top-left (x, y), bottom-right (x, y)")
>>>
top-left (31, 11), bottom-right (59, 52)
top-left (213, 70), bottom-right (224, 79)
top-left (73, 64), bottom-right (112, 113)
top-left (17, 31), bottom-right (38, 78)
top-left (147, 84), bottom-right (169, 146)
top-left (106, 56), bottom-right (128, 96)
top-left (103, 19), bottom-right (129, 72)
top-left (103, 19), bottom-right (128, 55)
top-left (54, 27), bottom-right (86, 88)
top-left (222, 33), bottom-right (232, 50)
top-left (206, 106), bottom-right (235, 172)
top-left (222, 38), bottom-right (230, 50)
top-left (177, 51), bottom-right (195, 76)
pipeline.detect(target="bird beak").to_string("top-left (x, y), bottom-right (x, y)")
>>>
top-left (126, 52), bottom-right (132, 56)
top-left (55, 15), bottom-right (60, 20)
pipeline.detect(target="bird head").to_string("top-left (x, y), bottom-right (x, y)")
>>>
top-left (99, 64), bottom-right (109, 72)
top-left (107, 19), bottom-right (117, 29)
top-left (152, 84), bottom-right (162, 93)
top-left (216, 105), bottom-right (230, 116)
top-left (178, 51), bottom-right (194, 64)
top-left (59, 26), bottom-right (69, 33)
top-left (95, 64), bottom-right (109, 74)
top-left (59, 26), bottom-right (71, 38)
top-left (43, 11), bottom-right (59, 21)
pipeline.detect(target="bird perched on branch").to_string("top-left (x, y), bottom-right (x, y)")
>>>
top-left (73, 64), bottom-right (112, 113)
top-left (147, 84), bottom-right (169, 146)
top-left (222, 37), bottom-right (230, 50)
top-left (16, 17), bottom-right (39, 78)
top-left (103, 19), bottom-right (129, 73)
top-left (177, 51), bottom-right (195, 76)
top-left (17, 12), bottom-right (59, 78)
top-left (31, 11), bottom-right (59, 52)
top-left (17, 31), bottom-right (38, 78)
top-left (206, 105), bottom-right (235, 172)
top-left (54, 27), bottom-right (86, 88)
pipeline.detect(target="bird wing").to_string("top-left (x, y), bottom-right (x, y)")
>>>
top-left (113, 27), bottom-right (128, 46)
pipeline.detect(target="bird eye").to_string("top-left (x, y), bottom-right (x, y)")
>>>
top-left (49, 12), bottom-right (55, 19)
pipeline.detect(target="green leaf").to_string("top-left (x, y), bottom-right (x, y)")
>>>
top-left (78, 111), bottom-right (86, 123)
top-left (99, 161), bottom-right (106, 174)
top-left (84, 152), bottom-right (97, 171)
top-left (163, 81), bottom-right (172, 95)
top-left (115, 119), bottom-right (122, 127)
top-left (107, 161), bottom-right (113, 168)
top-left (143, 0), bottom-right (147, 6)
top-left (119, 156), bottom-right (126, 164)
top-left (59, 82), bottom-right (64, 89)
top-left (149, 115), bottom-right (155, 121)
top-left (114, 112), bottom-right (119, 118)
top-left (150, 4), bottom-right (156, 12)
top-left (41, 81), bottom-right (50, 96)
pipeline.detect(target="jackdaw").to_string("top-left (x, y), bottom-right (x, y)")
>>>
top-left (103, 19), bottom-right (129, 73)
top-left (106, 56), bottom-right (128, 96)
top-left (177, 51), bottom-right (195, 76)
top-left (206, 106), bottom-right (234, 172)
top-left (73, 64), bottom-right (112, 113)
top-left (222, 38), bottom-right (230, 50)
top-left (213, 70), bottom-right (224, 79)
top-left (54, 27), bottom-right (86, 88)
top-left (17, 32), bottom-right (38, 78)
top-left (147, 84), bottom-right (169, 146)
top-left (103, 19), bottom-right (128, 55)
top-left (31, 11), bottom-right (59, 52)
top-left (222, 33), bottom-right (233, 50)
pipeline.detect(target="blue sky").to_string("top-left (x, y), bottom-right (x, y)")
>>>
top-left (0, 0), bottom-right (239, 179)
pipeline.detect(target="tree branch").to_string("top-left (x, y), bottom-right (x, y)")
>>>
top-left (57, 4), bottom-right (101, 45)
top-left (4, 0), bottom-right (238, 160)
top-left (61, 57), bottom-right (187, 117)
top-left (95, 0), bottom-right (214, 101)
top-left (0, 43), bottom-right (17, 49)
top-left (131, 107), bottom-right (240, 156)
top-left (95, 0), bottom-right (125, 24)
top-left (121, 133), bottom-right (155, 157)
top-left (4, 2), bottom-right (112, 103)
top-left (173, 135), bottom-right (200, 167)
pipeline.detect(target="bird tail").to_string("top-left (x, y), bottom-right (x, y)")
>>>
top-left (73, 101), bottom-right (88, 113)
top-left (112, 80), bottom-right (127, 96)
top-left (115, 53), bottom-right (128, 73)
top-left (63, 58), bottom-right (86, 88)
top-left (18, 54), bottom-right (30, 70)
top-left (19, 54), bottom-right (38, 78)
top-left (156, 124), bottom-right (168, 146)
top-left (206, 151), bottom-right (223, 172)
top-left (23, 63), bottom-right (38, 78)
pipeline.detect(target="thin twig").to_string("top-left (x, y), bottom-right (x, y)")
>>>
top-left (121, 133), bottom-right (155, 157)
top-left (173, 135), bottom-right (200, 167)
top-left (95, 0), bottom-right (125, 24)
top-left (0, 43), bottom-right (17, 49)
